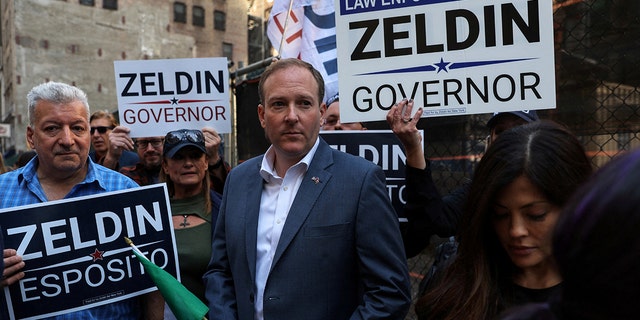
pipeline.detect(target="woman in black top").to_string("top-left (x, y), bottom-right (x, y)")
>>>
top-left (415, 121), bottom-right (592, 320)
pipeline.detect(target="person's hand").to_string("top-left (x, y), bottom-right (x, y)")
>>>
top-left (101, 126), bottom-right (135, 169)
top-left (387, 99), bottom-right (423, 148)
top-left (386, 99), bottom-right (426, 169)
top-left (202, 127), bottom-right (222, 165)
top-left (2, 249), bottom-right (25, 287)
top-left (108, 126), bottom-right (135, 155)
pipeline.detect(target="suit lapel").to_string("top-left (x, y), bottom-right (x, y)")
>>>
top-left (244, 158), bottom-right (264, 282)
top-left (271, 141), bottom-right (333, 269)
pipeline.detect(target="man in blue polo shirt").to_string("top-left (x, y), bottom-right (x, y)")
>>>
top-left (0, 81), bottom-right (143, 319)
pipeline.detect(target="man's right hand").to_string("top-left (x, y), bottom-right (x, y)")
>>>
top-left (2, 249), bottom-right (25, 287)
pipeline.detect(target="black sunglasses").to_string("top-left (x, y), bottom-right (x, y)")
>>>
top-left (90, 126), bottom-right (115, 134)
top-left (165, 129), bottom-right (204, 146)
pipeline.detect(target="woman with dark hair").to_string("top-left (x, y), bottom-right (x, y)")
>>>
top-left (146, 129), bottom-right (222, 319)
top-left (501, 147), bottom-right (640, 320)
top-left (415, 121), bottom-right (593, 320)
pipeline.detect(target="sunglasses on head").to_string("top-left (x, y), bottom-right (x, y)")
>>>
top-left (165, 129), bottom-right (204, 146)
top-left (90, 126), bottom-right (115, 134)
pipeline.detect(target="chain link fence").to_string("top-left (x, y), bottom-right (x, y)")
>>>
top-left (401, 1), bottom-right (640, 318)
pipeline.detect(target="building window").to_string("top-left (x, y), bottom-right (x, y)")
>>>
top-left (103, 0), bottom-right (117, 10)
top-left (79, 0), bottom-right (94, 6)
top-left (67, 44), bottom-right (79, 54)
top-left (174, 2), bottom-right (186, 23)
top-left (193, 6), bottom-right (205, 27)
top-left (214, 10), bottom-right (226, 31)
top-left (222, 42), bottom-right (233, 61)
top-left (248, 15), bottom-right (268, 64)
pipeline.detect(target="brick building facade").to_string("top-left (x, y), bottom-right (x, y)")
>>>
top-left (0, 0), bottom-right (248, 155)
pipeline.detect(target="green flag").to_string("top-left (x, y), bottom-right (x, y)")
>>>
top-left (125, 237), bottom-right (208, 320)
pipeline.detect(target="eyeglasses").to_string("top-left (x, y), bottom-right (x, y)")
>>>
top-left (90, 126), bottom-right (115, 134)
top-left (165, 129), bottom-right (204, 146)
top-left (135, 139), bottom-right (164, 149)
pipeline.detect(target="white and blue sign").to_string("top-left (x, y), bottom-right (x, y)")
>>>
top-left (336, 0), bottom-right (556, 122)
top-left (0, 185), bottom-right (177, 319)
top-left (114, 57), bottom-right (231, 137)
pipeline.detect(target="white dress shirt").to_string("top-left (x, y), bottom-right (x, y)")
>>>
top-left (254, 138), bottom-right (320, 320)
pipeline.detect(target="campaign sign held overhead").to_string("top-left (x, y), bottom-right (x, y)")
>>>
top-left (0, 184), bottom-right (177, 319)
top-left (114, 57), bottom-right (231, 138)
top-left (335, 0), bottom-right (556, 123)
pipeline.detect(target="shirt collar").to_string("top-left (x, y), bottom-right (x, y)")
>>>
top-left (260, 137), bottom-right (320, 182)
top-left (18, 155), bottom-right (104, 190)
top-left (17, 155), bottom-right (39, 183)
top-left (83, 158), bottom-right (101, 185)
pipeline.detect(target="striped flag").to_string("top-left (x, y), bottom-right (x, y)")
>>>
top-left (267, 0), bottom-right (338, 103)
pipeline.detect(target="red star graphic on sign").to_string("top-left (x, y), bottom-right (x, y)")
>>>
top-left (89, 248), bottom-right (105, 262)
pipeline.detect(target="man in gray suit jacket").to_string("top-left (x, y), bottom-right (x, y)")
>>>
top-left (203, 58), bottom-right (411, 320)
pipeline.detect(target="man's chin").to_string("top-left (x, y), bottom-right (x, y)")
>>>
top-left (144, 162), bottom-right (162, 169)
top-left (53, 156), bottom-right (84, 170)
top-left (277, 145), bottom-right (309, 158)
top-left (53, 163), bottom-right (84, 173)
top-left (143, 156), bottom-right (161, 166)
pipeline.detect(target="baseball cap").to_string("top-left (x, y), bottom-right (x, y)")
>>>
top-left (486, 110), bottom-right (539, 128)
top-left (326, 93), bottom-right (339, 107)
top-left (163, 129), bottom-right (206, 158)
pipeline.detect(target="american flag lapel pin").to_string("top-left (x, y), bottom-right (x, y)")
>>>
top-left (311, 176), bottom-right (320, 184)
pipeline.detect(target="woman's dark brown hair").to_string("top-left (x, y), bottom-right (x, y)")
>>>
top-left (415, 120), bottom-right (592, 320)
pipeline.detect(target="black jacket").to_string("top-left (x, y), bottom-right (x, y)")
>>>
top-left (402, 161), bottom-right (470, 258)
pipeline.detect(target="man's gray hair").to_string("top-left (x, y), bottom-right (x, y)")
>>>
top-left (27, 81), bottom-right (90, 125)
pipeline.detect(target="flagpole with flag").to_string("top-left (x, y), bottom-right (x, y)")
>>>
top-left (124, 237), bottom-right (209, 320)
top-left (276, 0), bottom-right (295, 56)
top-left (267, 0), bottom-right (339, 102)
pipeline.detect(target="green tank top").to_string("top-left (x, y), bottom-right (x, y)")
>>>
top-left (171, 193), bottom-right (211, 303)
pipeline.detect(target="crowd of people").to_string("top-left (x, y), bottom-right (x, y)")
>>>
top-left (0, 58), bottom-right (637, 320)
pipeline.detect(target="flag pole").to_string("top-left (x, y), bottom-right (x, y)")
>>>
top-left (124, 237), bottom-right (209, 320)
top-left (124, 237), bottom-right (147, 259)
top-left (276, 0), bottom-right (295, 57)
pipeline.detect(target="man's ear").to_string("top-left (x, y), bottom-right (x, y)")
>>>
top-left (26, 126), bottom-right (36, 149)
top-left (258, 104), bottom-right (266, 128)
top-left (319, 103), bottom-right (326, 124)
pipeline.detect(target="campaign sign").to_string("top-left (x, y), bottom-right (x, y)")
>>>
top-left (335, 0), bottom-right (556, 122)
top-left (114, 57), bottom-right (231, 137)
top-left (0, 184), bottom-right (177, 319)
top-left (320, 130), bottom-right (423, 222)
